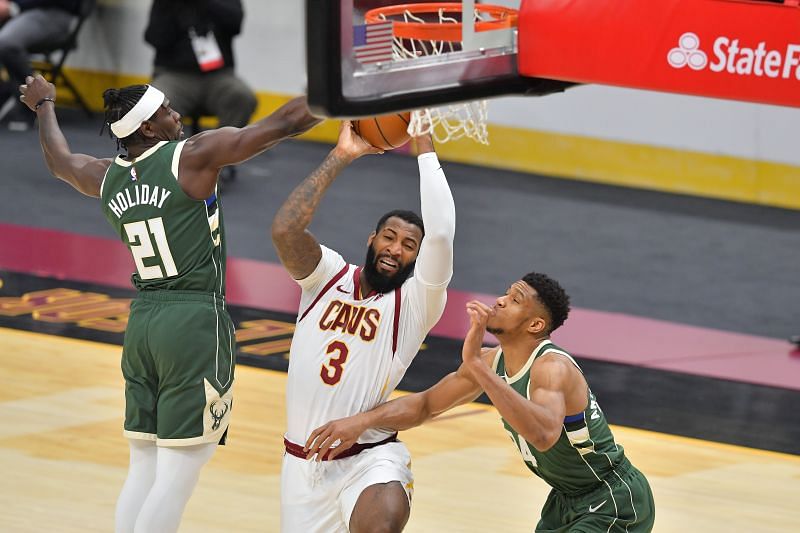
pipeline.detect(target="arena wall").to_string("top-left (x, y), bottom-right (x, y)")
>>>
top-left (58, 0), bottom-right (800, 209)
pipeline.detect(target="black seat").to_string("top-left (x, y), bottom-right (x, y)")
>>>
top-left (28, 0), bottom-right (96, 117)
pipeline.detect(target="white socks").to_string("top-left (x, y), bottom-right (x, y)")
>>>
top-left (115, 439), bottom-right (218, 533)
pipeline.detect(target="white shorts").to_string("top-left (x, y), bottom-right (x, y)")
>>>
top-left (280, 440), bottom-right (414, 533)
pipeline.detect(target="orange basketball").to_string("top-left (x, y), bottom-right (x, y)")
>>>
top-left (353, 112), bottom-right (411, 150)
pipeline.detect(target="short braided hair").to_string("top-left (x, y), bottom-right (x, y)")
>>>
top-left (100, 85), bottom-right (150, 151)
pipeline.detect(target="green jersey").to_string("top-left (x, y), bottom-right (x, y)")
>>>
top-left (100, 140), bottom-right (225, 295)
top-left (494, 339), bottom-right (626, 495)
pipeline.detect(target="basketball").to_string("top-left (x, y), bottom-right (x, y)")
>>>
top-left (353, 112), bottom-right (411, 150)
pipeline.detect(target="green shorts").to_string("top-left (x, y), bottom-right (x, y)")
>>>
top-left (537, 459), bottom-right (655, 533)
top-left (122, 290), bottom-right (235, 447)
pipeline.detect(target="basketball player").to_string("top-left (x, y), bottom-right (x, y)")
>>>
top-left (271, 120), bottom-right (455, 532)
top-left (306, 273), bottom-right (656, 532)
top-left (18, 74), bottom-right (321, 532)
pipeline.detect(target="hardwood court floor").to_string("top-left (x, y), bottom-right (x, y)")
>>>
top-left (2, 327), bottom-right (799, 532)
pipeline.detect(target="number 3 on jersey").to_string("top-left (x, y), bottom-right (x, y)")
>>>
top-left (321, 341), bottom-right (349, 385)
top-left (124, 217), bottom-right (178, 280)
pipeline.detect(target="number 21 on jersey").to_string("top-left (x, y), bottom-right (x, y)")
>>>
top-left (124, 217), bottom-right (178, 280)
top-left (321, 341), bottom-right (349, 386)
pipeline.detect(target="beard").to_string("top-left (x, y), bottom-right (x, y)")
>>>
top-left (486, 326), bottom-right (504, 335)
top-left (363, 245), bottom-right (415, 294)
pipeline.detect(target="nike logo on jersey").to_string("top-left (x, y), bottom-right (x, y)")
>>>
top-left (588, 500), bottom-right (607, 513)
top-left (336, 284), bottom-right (349, 294)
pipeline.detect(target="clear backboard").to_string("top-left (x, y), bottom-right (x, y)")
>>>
top-left (305, 0), bottom-right (572, 118)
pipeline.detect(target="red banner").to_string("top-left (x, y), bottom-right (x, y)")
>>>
top-left (518, 0), bottom-right (800, 107)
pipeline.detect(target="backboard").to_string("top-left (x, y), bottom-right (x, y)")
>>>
top-left (305, 0), bottom-right (572, 118)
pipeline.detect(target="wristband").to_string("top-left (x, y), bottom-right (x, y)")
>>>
top-left (35, 97), bottom-right (56, 111)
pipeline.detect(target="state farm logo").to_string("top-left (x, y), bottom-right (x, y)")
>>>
top-left (668, 32), bottom-right (707, 70)
top-left (667, 32), bottom-right (800, 80)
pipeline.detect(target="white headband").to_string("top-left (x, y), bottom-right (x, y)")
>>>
top-left (110, 85), bottom-right (166, 138)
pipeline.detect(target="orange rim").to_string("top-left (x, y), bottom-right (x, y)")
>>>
top-left (364, 2), bottom-right (518, 43)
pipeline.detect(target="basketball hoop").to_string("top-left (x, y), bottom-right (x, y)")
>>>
top-left (364, 3), bottom-right (518, 43)
top-left (364, 3), bottom-right (519, 144)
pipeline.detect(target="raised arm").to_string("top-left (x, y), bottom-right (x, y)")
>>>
top-left (19, 75), bottom-right (110, 198)
top-left (461, 301), bottom-right (574, 452)
top-left (304, 353), bottom-right (489, 460)
top-left (271, 121), bottom-right (380, 279)
top-left (412, 135), bottom-right (456, 321)
top-left (177, 96), bottom-right (323, 199)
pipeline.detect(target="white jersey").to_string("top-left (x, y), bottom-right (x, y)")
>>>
top-left (285, 245), bottom-right (447, 445)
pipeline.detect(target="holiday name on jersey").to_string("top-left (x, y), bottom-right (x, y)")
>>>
top-left (318, 300), bottom-right (380, 341)
top-left (107, 184), bottom-right (172, 219)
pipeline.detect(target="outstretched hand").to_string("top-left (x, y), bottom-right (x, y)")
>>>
top-left (19, 75), bottom-right (55, 113)
top-left (304, 414), bottom-right (368, 461)
top-left (333, 120), bottom-right (383, 161)
top-left (462, 300), bottom-right (494, 366)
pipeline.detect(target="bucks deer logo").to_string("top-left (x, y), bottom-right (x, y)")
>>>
top-left (209, 399), bottom-right (230, 431)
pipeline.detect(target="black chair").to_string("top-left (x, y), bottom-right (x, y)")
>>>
top-left (28, 0), bottom-right (96, 117)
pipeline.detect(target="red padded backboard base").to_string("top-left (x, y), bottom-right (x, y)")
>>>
top-left (518, 0), bottom-right (800, 108)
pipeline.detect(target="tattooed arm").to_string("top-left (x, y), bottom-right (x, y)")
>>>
top-left (271, 121), bottom-right (381, 280)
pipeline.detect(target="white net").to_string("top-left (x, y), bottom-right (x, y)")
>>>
top-left (409, 101), bottom-right (489, 144)
top-left (374, 6), bottom-right (496, 144)
top-left (388, 9), bottom-right (461, 60)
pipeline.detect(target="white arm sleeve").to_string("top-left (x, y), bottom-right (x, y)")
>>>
top-left (411, 151), bottom-right (456, 327)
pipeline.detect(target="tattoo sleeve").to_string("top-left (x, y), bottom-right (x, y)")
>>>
top-left (272, 151), bottom-right (352, 279)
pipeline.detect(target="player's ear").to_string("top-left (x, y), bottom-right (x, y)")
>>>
top-left (140, 120), bottom-right (156, 139)
top-left (367, 231), bottom-right (376, 246)
top-left (527, 316), bottom-right (547, 335)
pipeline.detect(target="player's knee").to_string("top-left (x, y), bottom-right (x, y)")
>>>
top-left (353, 514), bottom-right (407, 533)
top-left (350, 483), bottom-right (409, 533)
top-left (372, 498), bottom-right (409, 532)
top-left (373, 521), bottom-right (404, 533)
